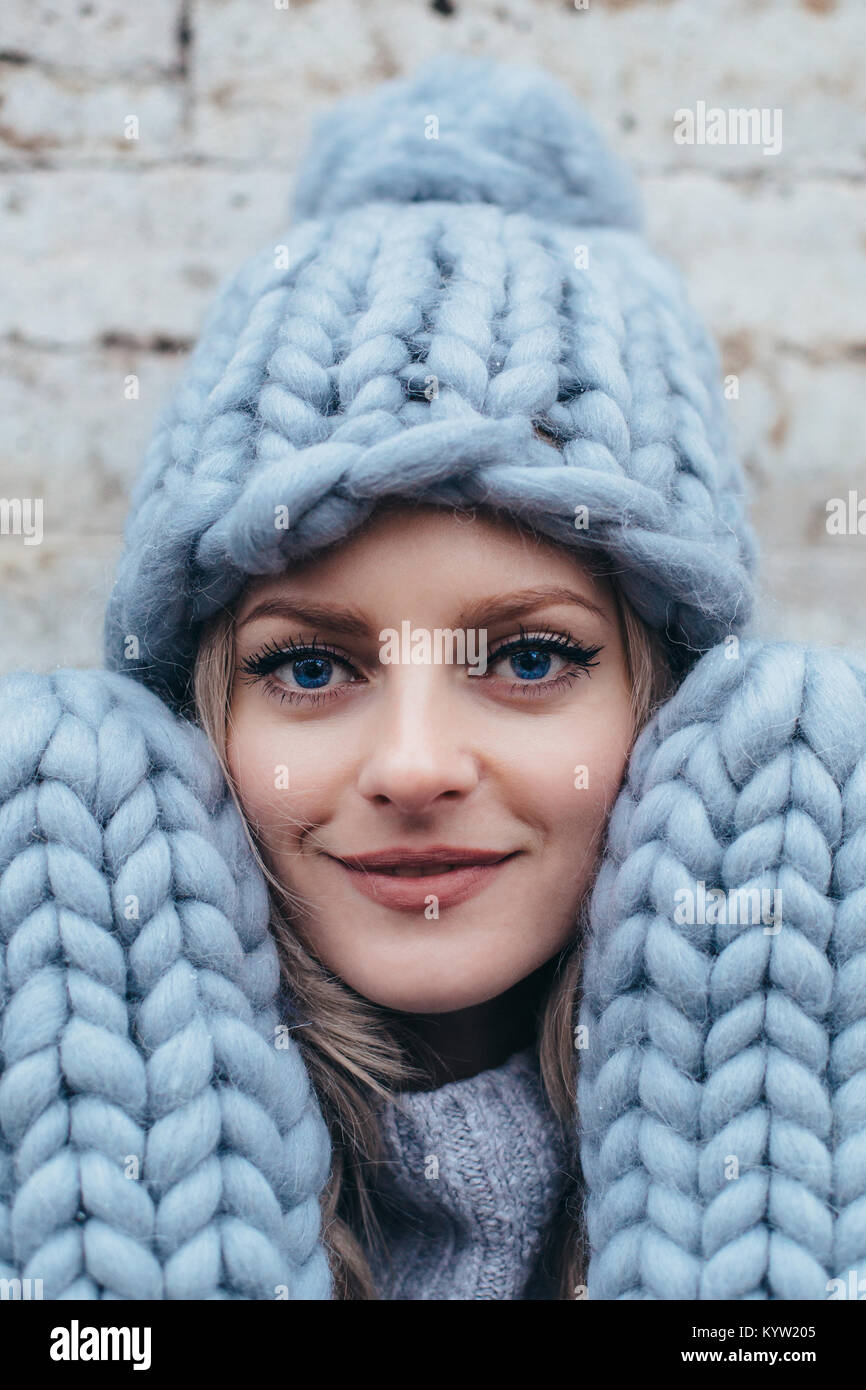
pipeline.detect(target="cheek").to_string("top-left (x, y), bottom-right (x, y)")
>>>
top-left (519, 705), bottom-right (632, 931)
top-left (226, 694), bottom-right (345, 850)
top-left (225, 707), bottom-right (282, 837)
top-left (577, 711), bottom-right (633, 812)
top-left (225, 694), bottom-right (311, 849)
top-left (515, 688), bottom-right (633, 837)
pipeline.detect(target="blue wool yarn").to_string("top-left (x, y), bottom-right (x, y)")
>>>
top-left (578, 640), bottom-right (866, 1300)
top-left (0, 670), bottom-right (331, 1299)
top-left (1, 55), bottom-right (863, 1301)
top-left (102, 52), bottom-right (758, 714)
top-left (3, 643), bottom-right (864, 1300)
top-left (290, 52), bottom-right (644, 229)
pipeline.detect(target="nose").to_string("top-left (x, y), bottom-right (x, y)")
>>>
top-left (356, 666), bottom-right (480, 816)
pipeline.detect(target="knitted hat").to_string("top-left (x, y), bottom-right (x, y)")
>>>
top-left (104, 53), bottom-right (760, 713)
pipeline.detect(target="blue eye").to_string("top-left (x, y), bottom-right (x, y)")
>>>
top-left (488, 631), bottom-right (603, 685)
top-left (281, 654), bottom-right (342, 690)
top-left (503, 646), bottom-right (555, 681)
top-left (239, 636), bottom-right (356, 698)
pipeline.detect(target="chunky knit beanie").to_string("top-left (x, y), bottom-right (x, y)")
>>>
top-left (2, 55), bottom-right (863, 1302)
top-left (103, 51), bottom-right (759, 714)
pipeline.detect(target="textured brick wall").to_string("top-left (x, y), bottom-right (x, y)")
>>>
top-left (1, 0), bottom-right (864, 674)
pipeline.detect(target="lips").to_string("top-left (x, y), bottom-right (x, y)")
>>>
top-left (327, 847), bottom-right (518, 911)
top-left (335, 847), bottom-right (512, 872)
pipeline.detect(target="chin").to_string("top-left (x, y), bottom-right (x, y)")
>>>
top-left (347, 969), bottom-right (525, 1016)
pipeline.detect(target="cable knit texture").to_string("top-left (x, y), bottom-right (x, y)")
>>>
top-left (102, 53), bottom-right (758, 714)
top-left (0, 670), bottom-right (331, 1299)
top-left (578, 639), bottom-right (866, 1300)
top-left (1, 55), bottom-right (864, 1301)
top-left (3, 641), bottom-right (865, 1298)
top-left (359, 1045), bottom-right (571, 1300)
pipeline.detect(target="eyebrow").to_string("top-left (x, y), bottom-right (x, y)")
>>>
top-left (235, 585), bottom-right (611, 634)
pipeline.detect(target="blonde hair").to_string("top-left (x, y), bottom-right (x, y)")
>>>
top-left (192, 517), bottom-right (678, 1299)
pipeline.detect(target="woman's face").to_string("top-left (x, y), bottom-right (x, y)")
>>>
top-left (226, 505), bottom-right (635, 1014)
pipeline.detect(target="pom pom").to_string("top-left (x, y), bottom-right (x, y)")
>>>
top-left (291, 53), bottom-right (643, 230)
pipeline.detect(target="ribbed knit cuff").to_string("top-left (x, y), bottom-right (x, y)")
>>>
top-left (361, 1045), bottom-right (571, 1300)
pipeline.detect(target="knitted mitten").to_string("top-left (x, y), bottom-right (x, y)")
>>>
top-left (0, 668), bottom-right (332, 1299)
top-left (578, 638), bottom-right (866, 1300)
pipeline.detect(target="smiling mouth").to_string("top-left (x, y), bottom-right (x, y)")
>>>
top-left (327, 851), bottom-right (518, 911)
top-left (332, 847), bottom-right (516, 871)
top-left (328, 848), bottom-right (518, 886)
top-left (376, 863), bottom-right (461, 877)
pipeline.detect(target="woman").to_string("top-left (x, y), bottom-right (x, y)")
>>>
top-left (194, 499), bottom-right (674, 1299)
top-left (1, 54), bottom-right (863, 1301)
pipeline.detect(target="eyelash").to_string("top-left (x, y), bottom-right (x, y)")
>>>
top-left (238, 627), bottom-right (603, 708)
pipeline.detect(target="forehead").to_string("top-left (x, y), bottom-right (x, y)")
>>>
top-left (233, 504), bottom-right (616, 626)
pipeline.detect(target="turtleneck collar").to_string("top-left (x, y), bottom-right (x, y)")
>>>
top-left (359, 1043), bottom-right (572, 1300)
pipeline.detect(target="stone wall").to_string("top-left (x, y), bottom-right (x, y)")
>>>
top-left (1, 0), bottom-right (863, 672)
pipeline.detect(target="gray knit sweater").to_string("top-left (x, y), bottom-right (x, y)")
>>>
top-left (359, 1044), bottom-right (572, 1300)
